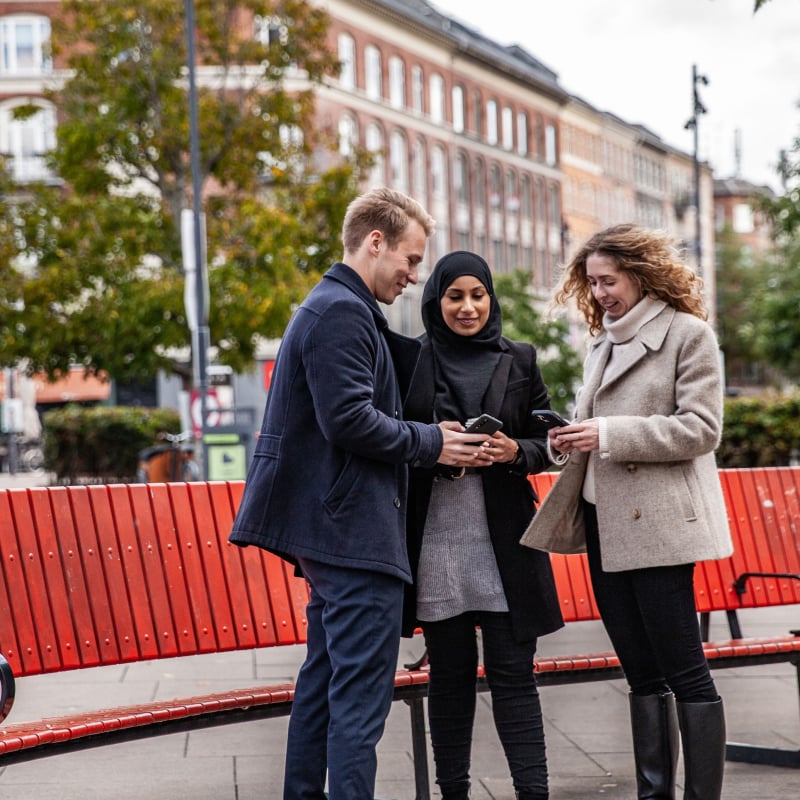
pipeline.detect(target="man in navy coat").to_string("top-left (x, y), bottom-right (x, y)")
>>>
top-left (229, 188), bottom-right (493, 800)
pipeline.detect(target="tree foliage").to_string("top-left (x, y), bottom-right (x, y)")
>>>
top-left (494, 271), bottom-right (583, 408)
top-left (752, 124), bottom-right (800, 380)
top-left (0, 0), bottom-right (367, 382)
top-left (714, 225), bottom-right (776, 387)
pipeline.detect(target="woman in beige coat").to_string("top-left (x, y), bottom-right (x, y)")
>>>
top-left (521, 224), bottom-right (732, 800)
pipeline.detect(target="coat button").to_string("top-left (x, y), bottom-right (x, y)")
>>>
top-left (632, 508), bottom-right (642, 519)
top-left (393, 497), bottom-right (401, 508)
top-left (626, 463), bottom-right (637, 473)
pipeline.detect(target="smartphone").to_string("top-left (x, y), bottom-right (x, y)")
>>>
top-left (530, 409), bottom-right (569, 430)
top-left (464, 413), bottom-right (503, 436)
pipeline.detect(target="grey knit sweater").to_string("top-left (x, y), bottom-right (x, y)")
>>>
top-left (416, 473), bottom-right (508, 621)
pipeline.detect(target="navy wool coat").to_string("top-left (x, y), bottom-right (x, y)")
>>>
top-left (402, 336), bottom-right (565, 642)
top-left (229, 263), bottom-right (443, 582)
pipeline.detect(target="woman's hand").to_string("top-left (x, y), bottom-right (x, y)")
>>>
top-left (486, 431), bottom-right (520, 463)
top-left (549, 419), bottom-right (600, 453)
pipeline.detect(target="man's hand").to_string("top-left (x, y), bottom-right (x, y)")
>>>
top-left (436, 421), bottom-right (494, 467)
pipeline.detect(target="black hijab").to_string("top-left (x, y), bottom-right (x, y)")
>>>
top-left (420, 251), bottom-right (503, 423)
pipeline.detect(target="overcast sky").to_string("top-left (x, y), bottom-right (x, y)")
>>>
top-left (430, 0), bottom-right (800, 192)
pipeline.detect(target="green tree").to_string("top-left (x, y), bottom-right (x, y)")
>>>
top-left (0, 0), bottom-right (367, 383)
top-left (751, 122), bottom-right (800, 379)
top-left (494, 271), bottom-right (582, 407)
top-left (715, 225), bottom-right (776, 388)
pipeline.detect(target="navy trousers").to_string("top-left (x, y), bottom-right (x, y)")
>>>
top-left (283, 557), bottom-right (405, 800)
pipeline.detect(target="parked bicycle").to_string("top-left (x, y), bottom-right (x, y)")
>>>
top-left (136, 431), bottom-right (200, 483)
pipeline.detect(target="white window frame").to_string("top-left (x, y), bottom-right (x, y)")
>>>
top-left (411, 66), bottom-right (424, 114)
top-left (452, 85), bottom-right (465, 134)
top-left (0, 14), bottom-right (51, 75)
top-left (486, 100), bottom-right (498, 146)
top-left (0, 100), bottom-right (56, 182)
top-left (429, 73), bottom-right (444, 124)
top-left (365, 45), bottom-right (382, 101)
top-left (337, 33), bottom-right (356, 90)
top-left (389, 56), bottom-right (405, 109)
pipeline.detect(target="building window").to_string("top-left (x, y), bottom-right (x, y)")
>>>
top-left (412, 137), bottom-right (427, 206)
top-left (337, 33), bottom-right (356, 90)
top-left (493, 239), bottom-right (504, 272)
top-left (486, 100), bottom-right (498, 146)
top-left (389, 56), bottom-right (405, 109)
top-left (506, 170), bottom-right (518, 212)
top-left (733, 203), bottom-right (755, 233)
top-left (389, 130), bottom-right (409, 193)
top-left (517, 111), bottom-right (528, 156)
top-left (472, 90), bottom-right (482, 137)
top-left (338, 113), bottom-right (358, 157)
top-left (0, 101), bottom-right (56, 182)
top-left (535, 178), bottom-right (546, 220)
top-left (0, 14), bottom-right (51, 74)
top-left (254, 15), bottom-right (289, 47)
top-left (545, 124), bottom-right (557, 166)
top-left (365, 122), bottom-right (385, 187)
top-left (474, 158), bottom-right (486, 210)
top-left (432, 145), bottom-right (447, 200)
top-left (365, 45), bottom-right (382, 100)
top-left (431, 145), bottom-right (449, 261)
top-left (520, 175), bottom-right (532, 219)
top-left (411, 66), bottom-right (424, 114)
top-left (452, 85), bottom-right (465, 134)
top-left (429, 73), bottom-right (444, 124)
top-left (548, 182), bottom-right (561, 228)
top-left (489, 163), bottom-right (502, 208)
top-left (502, 106), bottom-right (514, 151)
top-left (454, 152), bottom-right (469, 205)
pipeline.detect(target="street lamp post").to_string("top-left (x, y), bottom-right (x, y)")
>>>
top-left (183, 0), bottom-right (210, 480)
top-left (684, 64), bottom-right (709, 274)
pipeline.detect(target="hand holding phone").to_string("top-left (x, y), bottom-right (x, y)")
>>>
top-left (530, 409), bottom-right (569, 431)
top-left (464, 413), bottom-right (503, 436)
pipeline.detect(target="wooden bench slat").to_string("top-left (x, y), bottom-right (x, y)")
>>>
top-left (3, 491), bottom-right (51, 675)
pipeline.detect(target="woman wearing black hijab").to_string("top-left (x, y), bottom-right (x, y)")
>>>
top-left (403, 251), bottom-right (564, 800)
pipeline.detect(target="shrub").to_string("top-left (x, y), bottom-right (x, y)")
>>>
top-left (42, 405), bottom-right (182, 483)
top-left (718, 393), bottom-right (800, 467)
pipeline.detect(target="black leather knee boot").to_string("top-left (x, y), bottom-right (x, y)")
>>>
top-left (676, 698), bottom-right (725, 800)
top-left (629, 691), bottom-right (679, 799)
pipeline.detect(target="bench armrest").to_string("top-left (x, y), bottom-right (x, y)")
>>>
top-left (733, 572), bottom-right (800, 596)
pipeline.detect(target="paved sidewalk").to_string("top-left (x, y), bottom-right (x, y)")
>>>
top-left (0, 472), bottom-right (798, 798)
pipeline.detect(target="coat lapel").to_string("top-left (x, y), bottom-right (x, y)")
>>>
top-left (482, 349), bottom-right (513, 418)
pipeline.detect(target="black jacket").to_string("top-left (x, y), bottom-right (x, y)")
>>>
top-left (402, 335), bottom-right (565, 641)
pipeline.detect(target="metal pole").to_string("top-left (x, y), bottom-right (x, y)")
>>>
top-left (184, 0), bottom-right (209, 480)
top-left (686, 64), bottom-right (708, 275)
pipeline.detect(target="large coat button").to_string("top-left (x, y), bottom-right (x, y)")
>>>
top-left (632, 508), bottom-right (642, 519)
top-left (393, 497), bottom-right (401, 508)
top-left (626, 463), bottom-right (637, 473)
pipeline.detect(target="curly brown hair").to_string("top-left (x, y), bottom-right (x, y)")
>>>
top-left (554, 223), bottom-right (707, 335)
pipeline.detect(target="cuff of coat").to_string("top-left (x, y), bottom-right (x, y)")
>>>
top-left (598, 416), bottom-right (610, 459)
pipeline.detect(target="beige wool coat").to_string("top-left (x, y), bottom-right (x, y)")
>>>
top-left (520, 304), bottom-right (733, 572)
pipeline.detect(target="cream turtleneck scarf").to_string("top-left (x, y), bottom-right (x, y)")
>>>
top-left (582, 295), bottom-right (667, 503)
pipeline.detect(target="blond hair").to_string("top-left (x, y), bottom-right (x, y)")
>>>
top-left (342, 187), bottom-right (435, 254)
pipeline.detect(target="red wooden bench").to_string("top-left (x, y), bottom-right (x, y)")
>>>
top-left (0, 467), bottom-right (798, 799)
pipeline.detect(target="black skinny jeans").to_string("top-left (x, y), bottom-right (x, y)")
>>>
top-left (423, 611), bottom-right (547, 796)
top-left (584, 501), bottom-right (718, 702)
